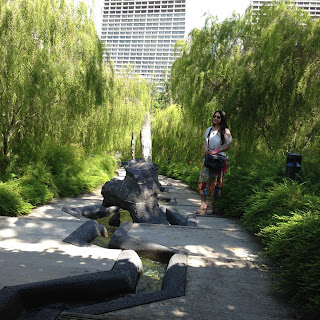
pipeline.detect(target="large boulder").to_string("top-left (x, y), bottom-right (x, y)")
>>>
top-left (101, 160), bottom-right (168, 224)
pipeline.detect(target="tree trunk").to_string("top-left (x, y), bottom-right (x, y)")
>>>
top-left (131, 131), bottom-right (135, 160)
top-left (140, 113), bottom-right (152, 163)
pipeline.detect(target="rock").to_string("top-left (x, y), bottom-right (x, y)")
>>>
top-left (63, 220), bottom-right (108, 247)
top-left (166, 208), bottom-right (197, 227)
top-left (61, 205), bottom-right (119, 220)
top-left (109, 210), bottom-right (121, 227)
top-left (101, 160), bottom-right (168, 224)
top-left (166, 208), bottom-right (188, 226)
top-left (157, 195), bottom-right (177, 204)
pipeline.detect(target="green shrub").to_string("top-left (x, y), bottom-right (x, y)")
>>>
top-left (218, 163), bottom-right (282, 217)
top-left (50, 153), bottom-right (117, 197)
top-left (0, 181), bottom-right (33, 216)
top-left (156, 160), bottom-right (201, 191)
top-left (19, 162), bottom-right (57, 205)
top-left (44, 144), bottom-right (85, 177)
top-left (19, 176), bottom-right (55, 206)
top-left (259, 211), bottom-right (320, 316)
top-left (41, 144), bottom-right (117, 197)
top-left (241, 180), bottom-right (320, 234)
top-left (82, 154), bottom-right (117, 188)
top-left (0, 148), bottom-right (118, 216)
top-left (218, 167), bottom-right (258, 216)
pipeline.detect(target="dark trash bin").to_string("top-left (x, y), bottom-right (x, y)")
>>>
top-left (285, 153), bottom-right (302, 180)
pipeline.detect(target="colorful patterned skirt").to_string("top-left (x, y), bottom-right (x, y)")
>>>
top-left (197, 157), bottom-right (228, 197)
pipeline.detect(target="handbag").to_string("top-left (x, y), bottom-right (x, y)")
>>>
top-left (204, 127), bottom-right (225, 173)
top-left (204, 154), bottom-right (225, 172)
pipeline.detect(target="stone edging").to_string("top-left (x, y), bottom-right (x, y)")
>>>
top-left (61, 253), bottom-right (187, 316)
top-left (0, 221), bottom-right (187, 319)
top-left (0, 250), bottom-right (142, 320)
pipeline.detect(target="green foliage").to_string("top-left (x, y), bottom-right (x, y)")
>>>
top-left (43, 144), bottom-right (117, 197)
top-left (171, 2), bottom-right (320, 160)
top-left (19, 174), bottom-right (56, 206)
top-left (156, 160), bottom-right (201, 191)
top-left (0, 0), bottom-right (105, 159)
top-left (155, 5), bottom-right (320, 315)
top-left (152, 104), bottom-right (203, 166)
top-left (241, 180), bottom-right (320, 233)
top-left (259, 211), bottom-right (320, 315)
top-left (152, 78), bottom-right (172, 110)
top-left (0, 145), bottom-right (117, 216)
top-left (0, 180), bottom-right (33, 216)
top-left (0, 0), bottom-right (150, 165)
top-left (171, 14), bottom-right (244, 129)
top-left (227, 2), bottom-right (320, 154)
top-left (103, 69), bottom-right (150, 159)
top-left (0, 0), bottom-right (150, 213)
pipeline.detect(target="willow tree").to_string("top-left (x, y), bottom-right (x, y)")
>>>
top-left (228, 2), bottom-right (320, 154)
top-left (171, 14), bottom-right (243, 129)
top-left (0, 0), bottom-right (105, 161)
top-left (170, 2), bottom-right (320, 158)
top-left (82, 66), bottom-right (151, 157)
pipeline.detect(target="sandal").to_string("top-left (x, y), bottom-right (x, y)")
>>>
top-left (206, 206), bottom-right (215, 215)
top-left (195, 206), bottom-right (207, 215)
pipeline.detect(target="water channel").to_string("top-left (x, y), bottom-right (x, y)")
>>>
top-left (91, 210), bottom-right (167, 293)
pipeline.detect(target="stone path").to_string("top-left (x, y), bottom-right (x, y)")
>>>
top-left (0, 171), bottom-right (294, 319)
top-left (83, 175), bottom-right (294, 320)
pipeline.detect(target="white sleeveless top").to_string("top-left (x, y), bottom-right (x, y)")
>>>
top-left (204, 126), bottom-right (232, 156)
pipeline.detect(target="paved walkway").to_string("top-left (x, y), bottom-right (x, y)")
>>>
top-left (0, 171), bottom-right (294, 319)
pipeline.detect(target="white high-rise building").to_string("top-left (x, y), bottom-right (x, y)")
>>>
top-left (250, 1), bottom-right (320, 18)
top-left (100, 0), bottom-right (186, 89)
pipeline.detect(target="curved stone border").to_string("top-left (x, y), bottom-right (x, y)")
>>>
top-left (0, 250), bottom-right (142, 320)
top-left (58, 222), bottom-right (187, 316)
top-left (0, 222), bottom-right (187, 319)
top-left (62, 252), bottom-right (187, 316)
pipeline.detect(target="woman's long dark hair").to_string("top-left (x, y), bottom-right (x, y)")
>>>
top-left (213, 110), bottom-right (229, 145)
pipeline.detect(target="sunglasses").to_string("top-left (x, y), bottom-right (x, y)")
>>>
top-left (213, 115), bottom-right (221, 119)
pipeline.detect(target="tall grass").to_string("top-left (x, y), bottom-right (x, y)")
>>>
top-left (0, 143), bottom-right (117, 216)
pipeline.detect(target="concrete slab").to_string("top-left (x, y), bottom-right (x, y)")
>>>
top-left (0, 197), bottom-right (121, 291)
top-left (162, 191), bottom-right (199, 199)
top-left (127, 222), bottom-right (261, 263)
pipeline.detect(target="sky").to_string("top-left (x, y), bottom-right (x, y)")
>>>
top-left (80, 0), bottom-right (251, 36)
top-left (185, 0), bottom-right (250, 33)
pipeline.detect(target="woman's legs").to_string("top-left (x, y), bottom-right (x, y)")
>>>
top-left (211, 195), bottom-right (216, 208)
top-left (198, 194), bottom-right (216, 214)
top-left (196, 164), bottom-right (211, 214)
top-left (195, 195), bottom-right (207, 214)
top-left (207, 171), bottom-right (224, 214)
top-left (201, 195), bottom-right (207, 209)
top-left (206, 194), bottom-right (216, 214)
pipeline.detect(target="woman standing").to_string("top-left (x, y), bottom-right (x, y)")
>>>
top-left (195, 110), bottom-right (232, 215)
